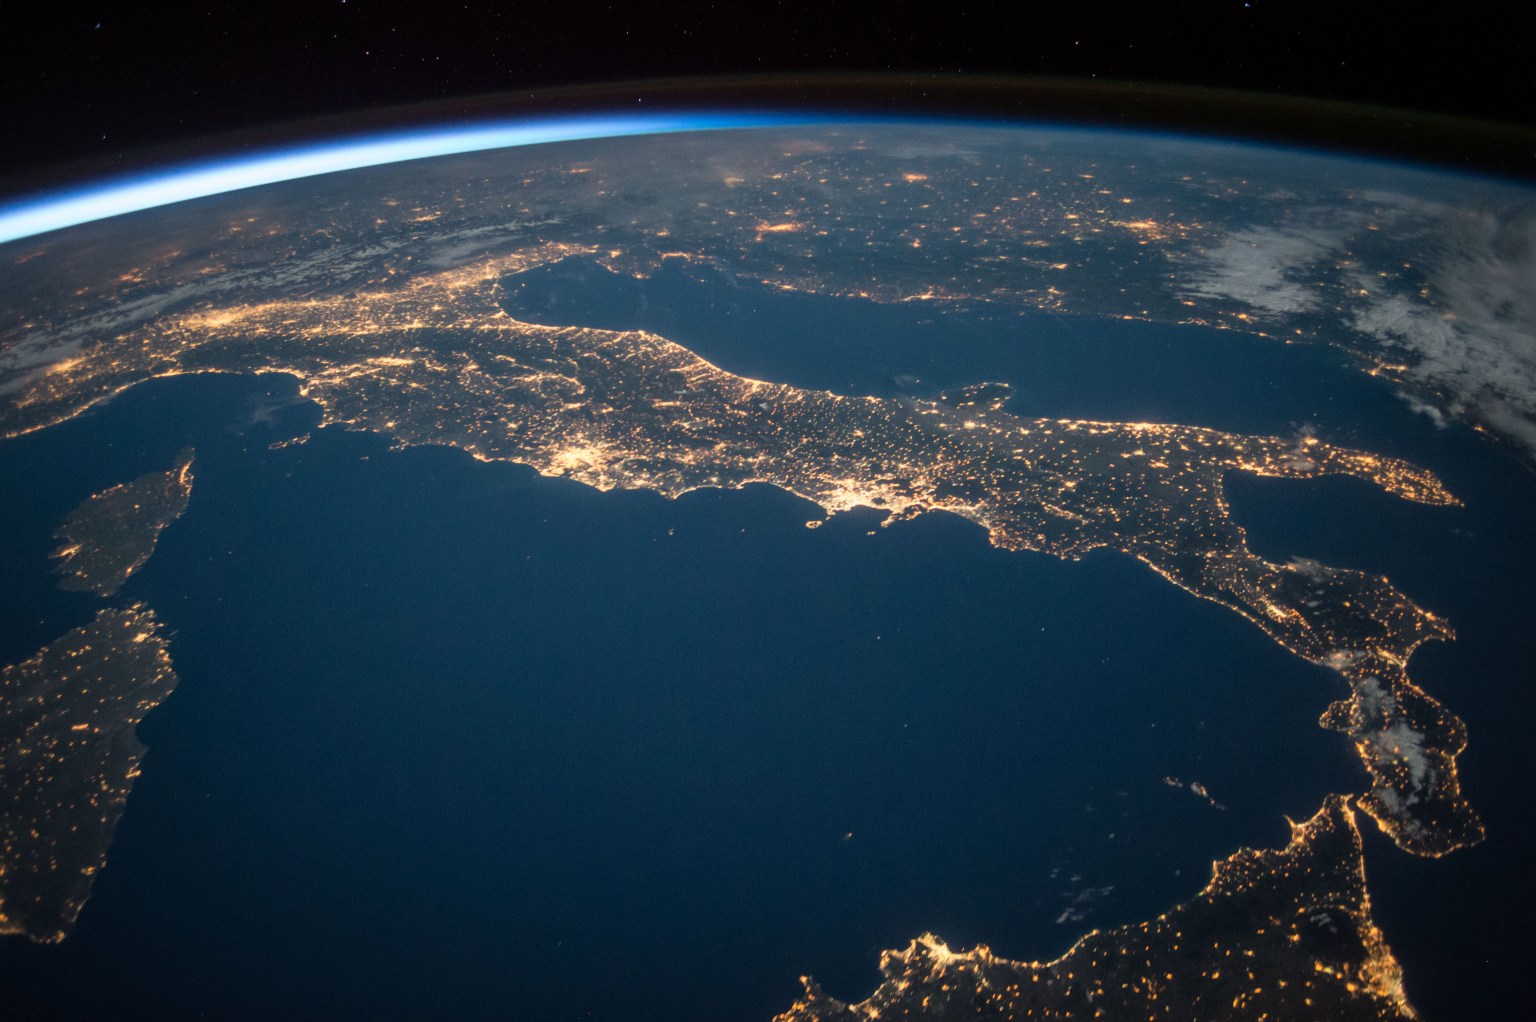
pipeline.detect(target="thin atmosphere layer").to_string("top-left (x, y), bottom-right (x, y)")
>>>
top-left (0, 112), bottom-right (815, 245)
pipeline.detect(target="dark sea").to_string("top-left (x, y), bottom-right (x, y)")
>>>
top-left (1, 260), bottom-right (1531, 1020)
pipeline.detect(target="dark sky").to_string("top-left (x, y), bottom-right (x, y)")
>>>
top-left (2, 2), bottom-right (1532, 186)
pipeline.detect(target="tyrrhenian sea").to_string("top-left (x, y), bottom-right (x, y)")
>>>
top-left (0, 265), bottom-right (1530, 1020)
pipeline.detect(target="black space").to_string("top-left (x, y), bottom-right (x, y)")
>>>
top-left (3, 2), bottom-right (1534, 188)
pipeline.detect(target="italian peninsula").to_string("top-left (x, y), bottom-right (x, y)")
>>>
top-left (2, 242), bottom-right (1480, 860)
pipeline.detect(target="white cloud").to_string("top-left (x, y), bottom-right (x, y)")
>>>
top-left (1178, 189), bottom-right (1536, 460)
top-left (1351, 675), bottom-right (1433, 806)
top-left (1351, 203), bottom-right (1536, 458)
top-left (1322, 649), bottom-right (1363, 671)
top-left (1181, 226), bottom-right (1339, 315)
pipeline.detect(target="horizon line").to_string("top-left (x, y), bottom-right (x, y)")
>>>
top-left (0, 112), bottom-right (835, 246)
top-left (3, 102), bottom-right (1527, 247)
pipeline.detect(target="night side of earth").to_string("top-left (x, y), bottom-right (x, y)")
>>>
top-left (0, 122), bottom-right (1533, 1021)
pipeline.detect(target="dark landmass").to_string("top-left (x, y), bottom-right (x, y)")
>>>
top-left (51, 448), bottom-right (195, 596)
top-left (0, 243), bottom-right (1479, 856)
top-left (0, 605), bottom-right (180, 942)
top-left (777, 796), bottom-right (1414, 1021)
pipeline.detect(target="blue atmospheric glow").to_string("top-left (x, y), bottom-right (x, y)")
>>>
top-left (0, 113), bottom-right (812, 246)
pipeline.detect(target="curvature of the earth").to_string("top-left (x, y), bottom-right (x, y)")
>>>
top-left (1, 119), bottom-right (1533, 1020)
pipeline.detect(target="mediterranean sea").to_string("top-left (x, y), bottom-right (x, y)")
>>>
top-left (0, 265), bottom-right (1529, 1019)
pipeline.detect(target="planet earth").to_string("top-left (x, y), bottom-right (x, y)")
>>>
top-left (1, 116), bottom-right (1533, 1020)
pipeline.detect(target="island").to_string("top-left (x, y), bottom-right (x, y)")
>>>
top-left (0, 242), bottom-right (1480, 857)
top-left (51, 448), bottom-right (195, 596)
top-left (0, 605), bottom-right (180, 942)
top-left (776, 796), bottom-right (1414, 1021)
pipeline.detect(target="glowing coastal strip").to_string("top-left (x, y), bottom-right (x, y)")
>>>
top-left (0, 113), bottom-right (808, 246)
